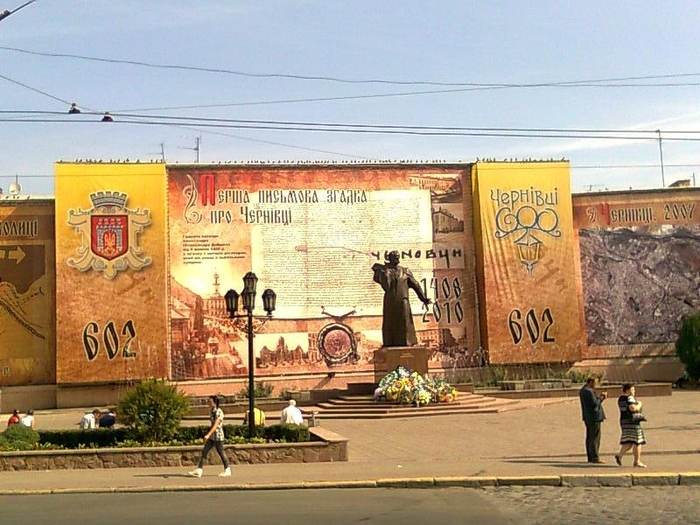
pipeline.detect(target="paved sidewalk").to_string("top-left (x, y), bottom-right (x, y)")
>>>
top-left (1, 391), bottom-right (699, 493)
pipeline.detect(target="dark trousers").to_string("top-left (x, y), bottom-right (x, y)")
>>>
top-left (584, 421), bottom-right (601, 461)
top-left (197, 439), bottom-right (229, 469)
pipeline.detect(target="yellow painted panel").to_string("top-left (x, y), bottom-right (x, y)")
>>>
top-left (54, 163), bottom-right (168, 383)
top-left (472, 162), bottom-right (583, 363)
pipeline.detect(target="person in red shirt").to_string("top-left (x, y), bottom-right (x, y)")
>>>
top-left (7, 409), bottom-right (20, 427)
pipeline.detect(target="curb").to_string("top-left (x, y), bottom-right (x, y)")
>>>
top-left (2, 472), bottom-right (700, 495)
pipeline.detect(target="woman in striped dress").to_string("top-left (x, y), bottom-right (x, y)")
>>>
top-left (614, 383), bottom-right (647, 468)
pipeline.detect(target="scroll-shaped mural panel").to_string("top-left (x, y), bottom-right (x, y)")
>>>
top-left (472, 162), bottom-right (583, 364)
top-left (166, 165), bottom-right (480, 381)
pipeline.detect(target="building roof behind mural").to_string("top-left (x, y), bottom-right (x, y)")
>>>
top-left (0, 179), bottom-right (52, 202)
top-left (573, 185), bottom-right (700, 198)
top-left (0, 195), bottom-right (53, 203)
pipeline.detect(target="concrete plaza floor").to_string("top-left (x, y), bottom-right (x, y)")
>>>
top-left (0, 390), bottom-right (698, 493)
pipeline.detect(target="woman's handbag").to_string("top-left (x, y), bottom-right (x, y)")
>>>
top-left (631, 411), bottom-right (647, 423)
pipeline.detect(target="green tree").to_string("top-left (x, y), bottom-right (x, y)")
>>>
top-left (117, 379), bottom-right (190, 443)
top-left (676, 311), bottom-right (700, 381)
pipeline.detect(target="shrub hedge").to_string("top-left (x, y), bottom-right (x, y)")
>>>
top-left (33, 424), bottom-right (310, 450)
top-left (37, 428), bottom-right (129, 449)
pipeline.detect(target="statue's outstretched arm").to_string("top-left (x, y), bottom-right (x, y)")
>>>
top-left (406, 270), bottom-right (431, 305)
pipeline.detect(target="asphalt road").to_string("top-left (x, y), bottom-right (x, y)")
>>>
top-left (1, 489), bottom-right (515, 525)
top-left (2, 485), bottom-right (698, 525)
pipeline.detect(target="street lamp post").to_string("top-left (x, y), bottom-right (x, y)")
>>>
top-left (224, 272), bottom-right (276, 439)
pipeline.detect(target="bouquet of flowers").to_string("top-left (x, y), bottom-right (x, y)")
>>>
top-left (376, 366), bottom-right (458, 406)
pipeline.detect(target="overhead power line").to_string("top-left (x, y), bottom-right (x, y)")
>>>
top-left (3, 112), bottom-right (700, 142)
top-left (0, 1), bottom-right (36, 22)
top-left (3, 45), bottom-right (700, 89)
top-left (111, 76), bottom-right (700, 112)
top-left (100, 113), bottom-right (700, 136)
top-left (3, 52), bottom-right (700, 115)
top-left (21, 69), bottom-right (700, 117)
top-left (0, 74), bottom-right (363, 157)
top-left (0, 73), bottom-right (71, 105)
top-left (173, 125), bottom-right (367, 159)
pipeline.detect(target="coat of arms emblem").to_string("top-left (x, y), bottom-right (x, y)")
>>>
top-left (67, 191), bottom-right (151, 279)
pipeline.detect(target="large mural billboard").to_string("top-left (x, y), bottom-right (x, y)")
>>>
top-left (167, 165), bottom-right (480, 381)
top-left (573, 188), bottom-right (700, 354)
top-left (0, 160), bottom-right (693, 392)
top-left (0, 199), bottom-right (55, 385)
top-left (54, 163), bottom-right (169, 384)
top-left (472, 162), bottom-right (584, 363)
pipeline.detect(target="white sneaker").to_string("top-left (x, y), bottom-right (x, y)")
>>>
top-left (218, 467), bottom-right (231, 477)
top-left (188, 468), bottom-right (202, 478)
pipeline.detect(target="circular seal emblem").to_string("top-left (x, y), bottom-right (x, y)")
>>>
top-left (317, 322), bottom-right (358, 365)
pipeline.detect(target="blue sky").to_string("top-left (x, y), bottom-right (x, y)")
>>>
top-left (1, 0), bottom-right (699, 195)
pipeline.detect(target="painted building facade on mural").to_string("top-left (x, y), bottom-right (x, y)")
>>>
top-left (2, 160), bottom-right (693, 397)
top-left (572, 187), bottom-right (700, 360)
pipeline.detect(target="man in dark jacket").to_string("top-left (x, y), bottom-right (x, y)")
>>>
top-left (99, 408), bottom-right (117, 429)
top-left (579, 377), bottom-right (608, 463)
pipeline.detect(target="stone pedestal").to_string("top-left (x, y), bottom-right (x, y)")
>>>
top-left (373, 346), bottom-right (431, 383)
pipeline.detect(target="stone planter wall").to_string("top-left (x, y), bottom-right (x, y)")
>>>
top-left (498, 379), bottom-right (573, 391)
top-left (0, 427), bottom-right (347, 472)
top-left (481, 382), bottom-right (672, 399)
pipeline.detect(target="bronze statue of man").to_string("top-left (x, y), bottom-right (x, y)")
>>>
top-left (372, 250), bottom-right (431, 347)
